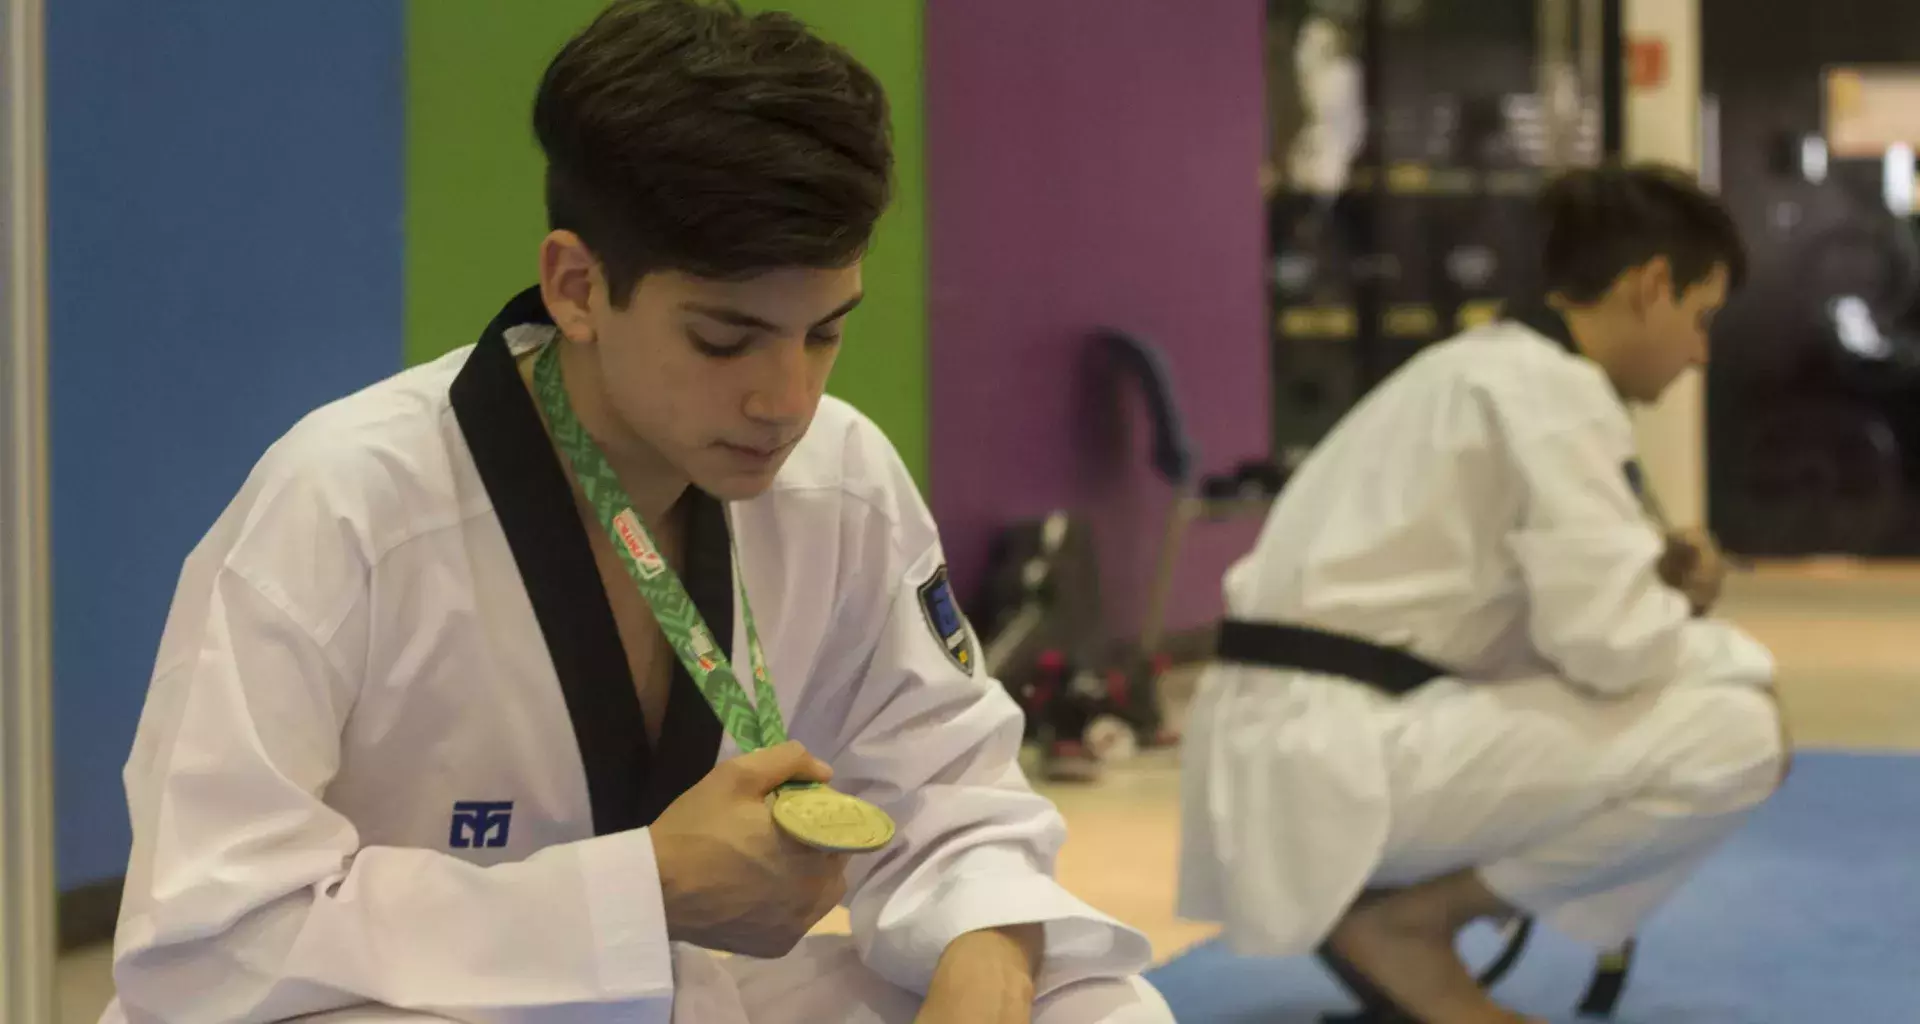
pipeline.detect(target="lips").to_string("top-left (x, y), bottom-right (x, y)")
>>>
top-left (719, 439), bottom-right (791, 460)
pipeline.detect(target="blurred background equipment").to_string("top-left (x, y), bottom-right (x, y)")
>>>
top-left (1264, 0), bottom-right (1619, 470)
top-left (1100, 327), bottom-right (1284, 750)
top-left (974, 328), bottom-right (1289, 779)
top-left (1701, 3), bottom-right (1920, 557)
top-left (972, 513), bottom-right (1148, 783)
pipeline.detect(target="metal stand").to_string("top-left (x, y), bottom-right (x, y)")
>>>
top-left (1137, 491), bottom-right (1275, 659)
top-left (2, 0), bottom-right (58, 1017)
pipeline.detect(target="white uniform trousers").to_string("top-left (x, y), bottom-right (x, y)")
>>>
top-left (1369, 675), bottom-right (1788, 946)
top-left (1181, 659), bottom-right (1788, 954)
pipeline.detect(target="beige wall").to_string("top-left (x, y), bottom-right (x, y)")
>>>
top-left (1623, 0), bottom-right (1707, 526)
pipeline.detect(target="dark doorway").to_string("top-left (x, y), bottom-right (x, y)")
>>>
top-left (1703, 0), bottom-right (1920, 557)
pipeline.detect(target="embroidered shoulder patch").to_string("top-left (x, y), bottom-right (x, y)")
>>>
top-left (917, 564), bottom-right (976, 674)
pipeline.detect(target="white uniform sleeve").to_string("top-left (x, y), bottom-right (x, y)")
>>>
top-left (112, 489), bottom-right (673, 1022)
top-left (1500, 412), bottom-right (1698, 697)
top-left (796, 432), bottom-right (1151, 1001)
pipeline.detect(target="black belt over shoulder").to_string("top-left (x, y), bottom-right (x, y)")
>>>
top-left (1213, 619), bottom-right (1449, 696)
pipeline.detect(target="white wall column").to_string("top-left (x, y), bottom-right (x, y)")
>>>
top-left (2, 0), bottom-right (59, 1017)
top-left (1623, 0), bottom-right (1707, 525)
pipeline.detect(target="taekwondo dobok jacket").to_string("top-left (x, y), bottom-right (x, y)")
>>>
top-left (1177, 307), bottom-right (1776, 956)
top-left (104, 288), bottom-right (1150, 1023)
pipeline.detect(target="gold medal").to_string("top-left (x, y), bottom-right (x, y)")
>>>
top-left (768, 784), bottom-right (896, 853)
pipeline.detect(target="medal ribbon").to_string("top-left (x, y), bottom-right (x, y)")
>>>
top-left (532, 341), bottom-right (788, 753)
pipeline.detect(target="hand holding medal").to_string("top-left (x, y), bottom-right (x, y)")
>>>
top-left (533, 342), bottom-right (895, 855)
top-left (767, 781), bottom-right (895, 853)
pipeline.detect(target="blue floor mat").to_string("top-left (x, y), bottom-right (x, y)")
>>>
top-left (1145, 752), bottom-right (1920, 1023)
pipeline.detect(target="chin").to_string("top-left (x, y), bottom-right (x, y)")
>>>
top-left (692, 454), bottom-right (793, 502)
top-left (1634, 381), bottom-right (1675, 405)
top-left (698, 474), bottom-right (779, 503)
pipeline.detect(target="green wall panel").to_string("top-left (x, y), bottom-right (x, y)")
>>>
top-left (404, 0), bottom-right (605, 365)
top-left (742, 0), bottom-right (928, 487)
top-left (404, 0), bottom-right (929, 485)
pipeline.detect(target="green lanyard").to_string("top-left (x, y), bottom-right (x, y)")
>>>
top-left (532, 341), bottom-right (788, 753)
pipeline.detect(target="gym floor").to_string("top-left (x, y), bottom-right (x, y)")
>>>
top-left (54, 562), bottom-right (1920, 1022)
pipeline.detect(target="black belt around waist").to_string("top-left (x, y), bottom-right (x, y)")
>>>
top-left (1213, 619), bottom-right (1449, 696)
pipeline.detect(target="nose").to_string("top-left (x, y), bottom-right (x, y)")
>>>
top-left (742, 336), bottom-right (815, 426)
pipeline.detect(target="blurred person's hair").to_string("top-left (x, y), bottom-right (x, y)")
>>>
top-left (533, 0), bottom-right (893, 305)
top-left (1539, 162), bottom-right (1746, 303)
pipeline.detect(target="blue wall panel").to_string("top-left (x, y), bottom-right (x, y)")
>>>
top-left (48, 2), bottom-right (404, 888)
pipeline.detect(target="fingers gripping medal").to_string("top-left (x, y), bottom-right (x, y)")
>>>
top-left (534, 343), bottom-right (895, 854)
top-left (769, 783), bottom-right (896, 853)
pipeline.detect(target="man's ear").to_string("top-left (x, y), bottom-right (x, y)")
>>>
top-left (1639, 255), bottom-right (1677, 312)
top-left (539, 231), bottom-right (601, 345)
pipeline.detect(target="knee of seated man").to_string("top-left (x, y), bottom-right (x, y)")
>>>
top-left (1663, 683), bottom-right (1792, 808)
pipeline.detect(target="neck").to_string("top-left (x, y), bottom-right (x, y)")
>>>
top-left (1547, 296), bottom-right (1627, 385)
top-left (555, 339), bottom-right (690, 527)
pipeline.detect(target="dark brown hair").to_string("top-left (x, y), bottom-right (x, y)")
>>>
top-left (533, 0), bottom-right (893, 304)
top-left (1539, 162), bottom-right (1747, 303)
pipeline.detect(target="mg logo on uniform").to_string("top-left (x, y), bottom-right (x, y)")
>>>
top-left (449, 801), bottom-right (514, 849)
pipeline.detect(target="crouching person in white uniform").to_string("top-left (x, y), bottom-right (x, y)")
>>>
top-left (1178, 164), bottom-right (1789, 1024)
top-left (102, 3), bottom-right (1170, 1022)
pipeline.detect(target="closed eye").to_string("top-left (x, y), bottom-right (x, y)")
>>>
top-left (689, 331), bottom-right (751, 359)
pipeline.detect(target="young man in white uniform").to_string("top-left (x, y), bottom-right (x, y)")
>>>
top-left (102, 3), bottom-right (1171, 1022)
top-left (1178, 164), bottom-right (1789, 1024)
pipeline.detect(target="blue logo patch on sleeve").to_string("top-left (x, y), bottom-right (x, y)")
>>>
top-left (917, 564), bottom-right (976, 673)
top-left (449, 801), bottom-right (513, 850)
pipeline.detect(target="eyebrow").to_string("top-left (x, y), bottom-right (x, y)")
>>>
top-left (682, 293), bottom-right (864, 333)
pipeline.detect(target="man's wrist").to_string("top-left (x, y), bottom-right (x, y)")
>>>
top-left (647, 826), bottom-right (694, 940)
top-left (931, 924), bottom-right (1043, 994)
